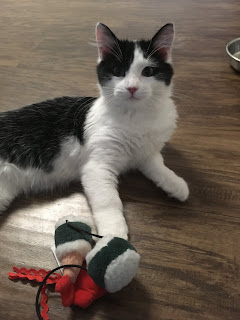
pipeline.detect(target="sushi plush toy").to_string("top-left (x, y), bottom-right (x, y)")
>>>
top-left (54, 215), bottom-right (140, 308)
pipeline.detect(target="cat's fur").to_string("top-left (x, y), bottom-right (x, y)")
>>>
top-left (0, 23), bottom-right (189, 239)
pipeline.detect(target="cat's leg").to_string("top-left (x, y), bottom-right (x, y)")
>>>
top-left (0, 163), bottom-right (21, 213)
top-left (81, 161), bottom-right (128, 240)
top-left (139, 153), bottom-right (189, 202)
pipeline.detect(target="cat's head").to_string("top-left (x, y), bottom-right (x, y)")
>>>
top-left (96, 23), bottom-right (174, 106)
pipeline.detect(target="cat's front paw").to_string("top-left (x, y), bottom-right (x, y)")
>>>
top-left (168, 177), bottom-right (189, 202)
top-left (99, 224), bottom-right (129, 240)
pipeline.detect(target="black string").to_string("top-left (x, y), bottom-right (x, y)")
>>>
top-left (35, 264), bottom-right (87, 320)
top-left (36, 221), bottom-right (103, 319)
top-left (66, 220), bottom-right (103, 239)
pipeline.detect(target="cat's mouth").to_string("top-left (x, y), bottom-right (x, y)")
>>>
top-left (129, 96), bottom-right (140, 101)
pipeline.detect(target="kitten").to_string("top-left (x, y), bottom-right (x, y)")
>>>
top-left (0, 23), bottom-right (189, 239)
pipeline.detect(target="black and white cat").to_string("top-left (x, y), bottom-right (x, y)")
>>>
top-left (0, 23), bottom-right (189, 239)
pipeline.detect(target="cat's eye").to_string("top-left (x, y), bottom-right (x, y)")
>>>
top-left (142, 66), bottom-right (154, 77)
top-left (113, 67), bottom-right (125, 77)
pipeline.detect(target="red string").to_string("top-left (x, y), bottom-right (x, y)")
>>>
top-left (8, 266), bottom-right (62, 320)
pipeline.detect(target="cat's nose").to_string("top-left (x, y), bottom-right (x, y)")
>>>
top-left (127, 87), bottom-right (138, 96)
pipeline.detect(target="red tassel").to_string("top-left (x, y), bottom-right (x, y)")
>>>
top-left (41, 284), bottom-right (50, 320)
top-left (8, 266), bottom-right (61, 283)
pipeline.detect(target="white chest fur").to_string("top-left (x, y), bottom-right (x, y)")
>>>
top-left (84, 96), bottom-right (178, 173)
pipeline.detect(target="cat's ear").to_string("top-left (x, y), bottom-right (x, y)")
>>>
top-left (96, 23), bottom-right (120, 61)
top-left (150, 23), bottom-right (174, 61)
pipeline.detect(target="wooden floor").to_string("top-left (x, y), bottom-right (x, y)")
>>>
top-left (0, 0), bottom-right (240, 319)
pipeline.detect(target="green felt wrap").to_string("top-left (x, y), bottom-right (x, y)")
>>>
top-left (87, 237), bottom-right (137, 288)
top-left (55, 221), bottom-right (93, 248)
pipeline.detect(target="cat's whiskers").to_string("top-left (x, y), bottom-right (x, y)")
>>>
top-left (106, 46), bottom-right (123, 63)
top-left (104, 92), bottom-right (116, 106)
top-left (172, 91), bottom-right (199, 110)
top-left (146, 37), bottom-right (153, 56)
top-left (97, 40), bottom-right (123, 63)
top-left (72, 98), bottom-right (96, 131)
top-left (110, 35), bottom-right (123, 60)
top-left (64, 97), bottom-right (89, 120)
top-left (90, 39), bottom-right (122, 60)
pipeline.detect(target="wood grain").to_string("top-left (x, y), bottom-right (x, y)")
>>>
top-left (0, 0), bottom-right (240, 319)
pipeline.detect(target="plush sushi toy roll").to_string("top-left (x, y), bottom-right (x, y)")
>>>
top-left (54, 216), bottom-right (140, 308)
top-left (86, 235), bottom-right (140, 293)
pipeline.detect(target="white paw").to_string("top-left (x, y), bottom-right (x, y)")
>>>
top-left (99, 224), bottom-right (129, 240)
top-left (94, 209), bottom-right (129, 240)
top-left (168, 177), bottom-right (189, 202)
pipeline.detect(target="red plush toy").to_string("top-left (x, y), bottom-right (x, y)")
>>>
top-left (55, 269), bottom-right (107, 308)
top-left (8, 266), bottom-right (107, 320)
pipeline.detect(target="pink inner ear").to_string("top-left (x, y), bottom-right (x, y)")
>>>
top-left (96, 24), bottom-right (116, 60)
top-left (157, 47), bottom-right (171, 60)
top-left (151, 24), bottom-right (174, 61)
top-left (98, 42), bottom-right (112, 59)
top-left (96, 28), bottom-right (108, 58)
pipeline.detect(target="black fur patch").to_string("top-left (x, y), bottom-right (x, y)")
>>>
top-left (137, 40), bottom-right (174, 85)
top-left (97, 38), bottom-right (173, 86)
top-left (0, 96), bottom-right (96, 172)
top-left (97, 40), bottom-right (135, 86)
